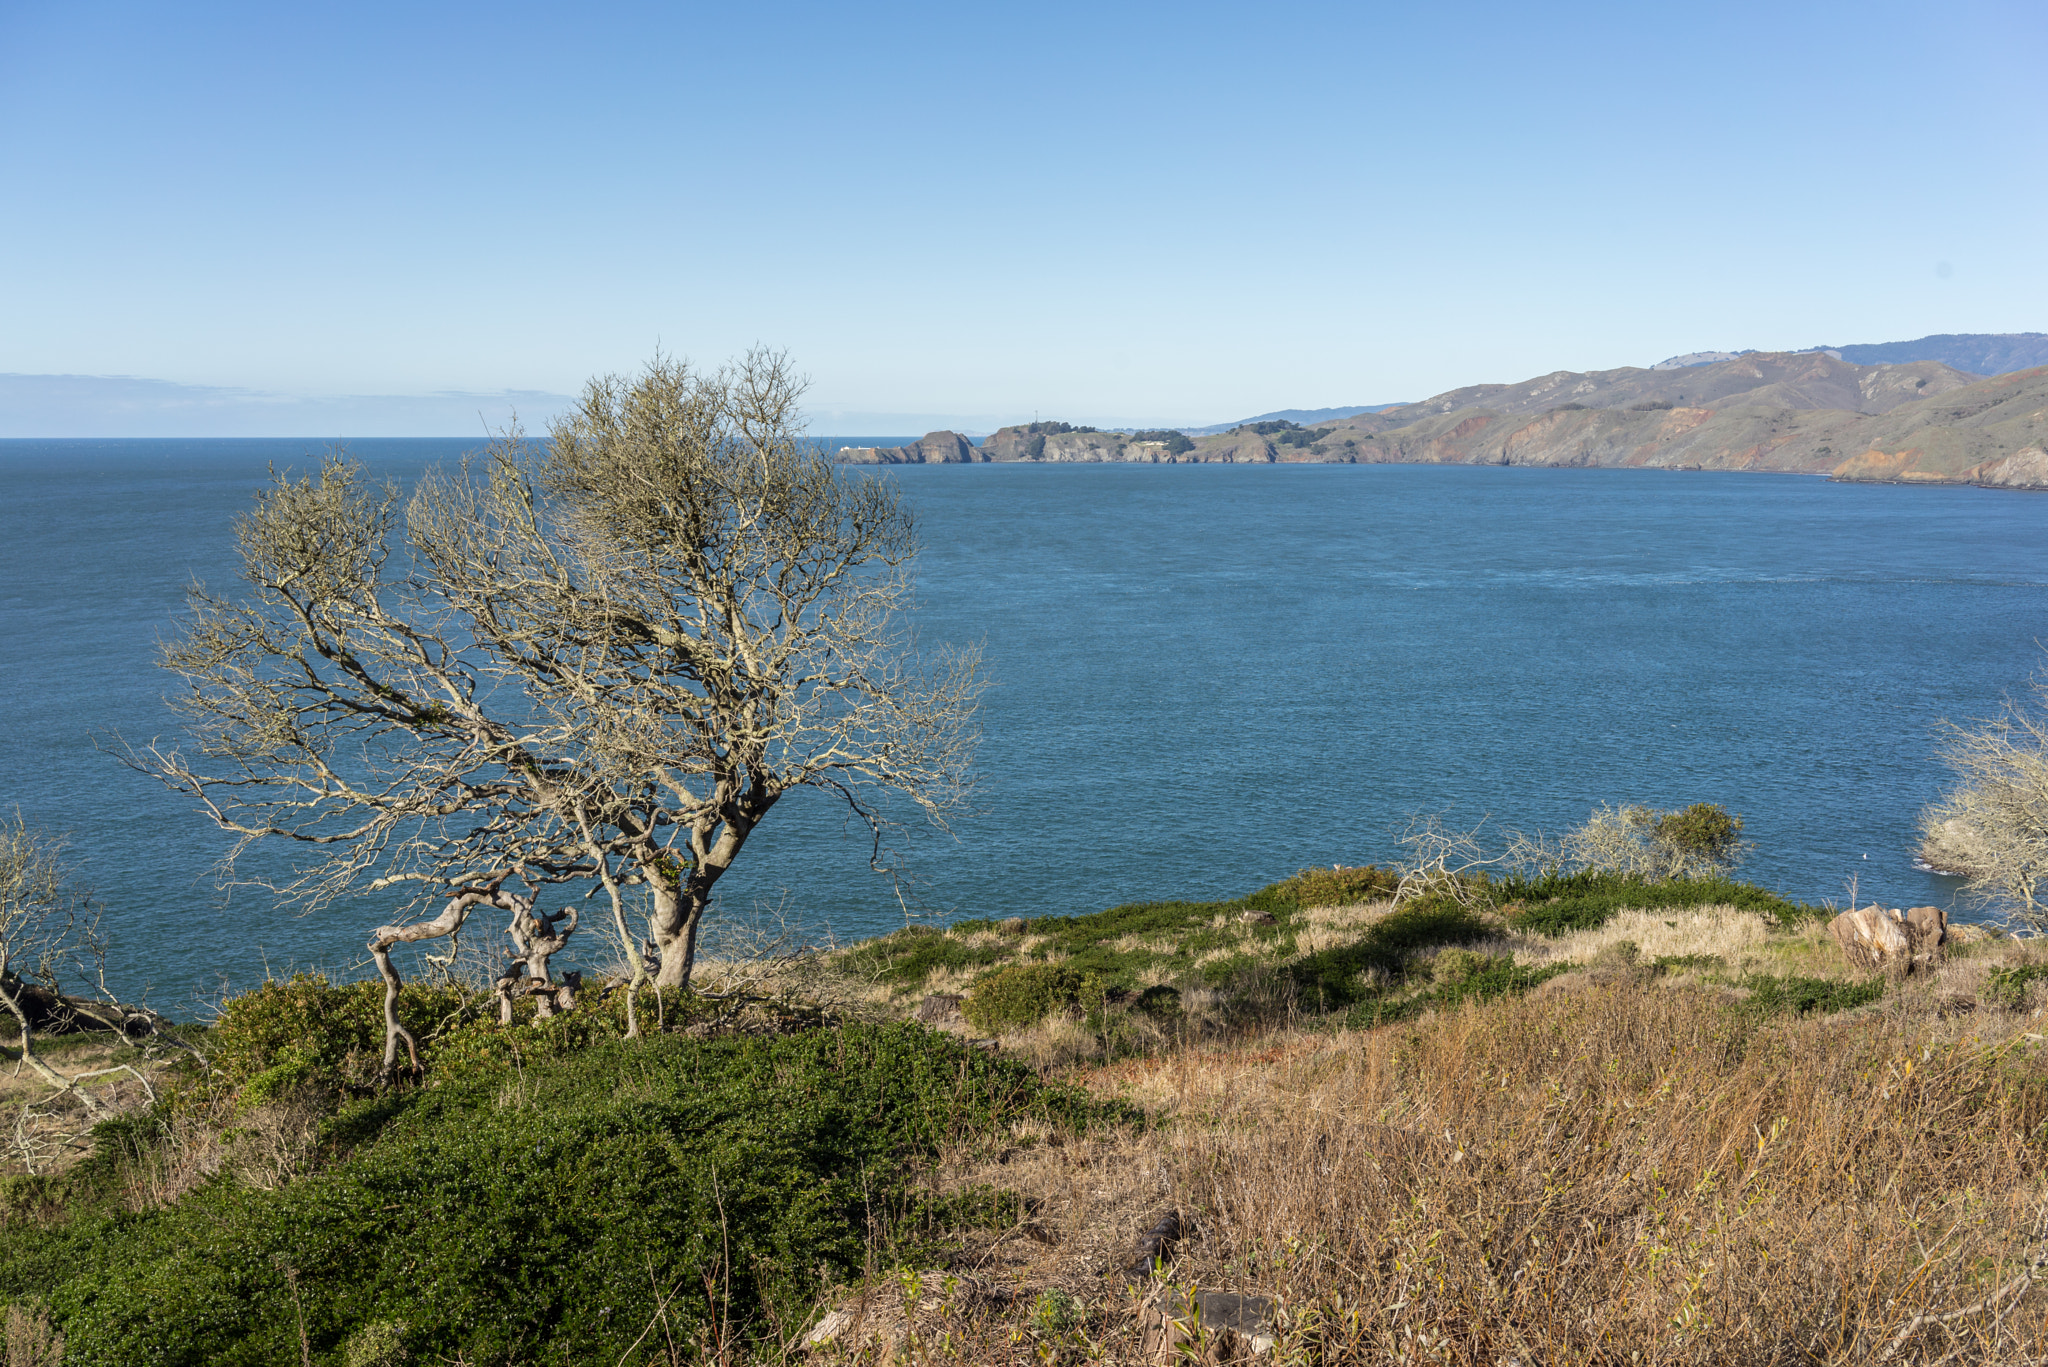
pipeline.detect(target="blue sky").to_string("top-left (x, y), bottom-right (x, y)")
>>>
top-left (2, 0), bottom-right (2043, 435)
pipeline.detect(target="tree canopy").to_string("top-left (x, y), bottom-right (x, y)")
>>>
top-left (138, 351), bottom-right (981, 1061)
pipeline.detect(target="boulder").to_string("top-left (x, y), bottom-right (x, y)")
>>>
top-left (1905, 905), bottom-right (1948, 965)
top-left (1831, 905), bottom-right (1925, 973)
top-left (1139, 1286), bottom-right (1277, 1363)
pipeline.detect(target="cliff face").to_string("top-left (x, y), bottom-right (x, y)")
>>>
top-left (837, 355), bottom-right (2048, 487)
top-left (837, 430), bottom-right (984, 464)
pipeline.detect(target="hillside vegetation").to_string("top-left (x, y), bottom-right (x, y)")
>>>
top-left (2, 861), bottom-right (2046, 1364)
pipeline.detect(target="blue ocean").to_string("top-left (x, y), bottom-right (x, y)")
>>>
top-left (3, 438), bottom-right (2045, 1011)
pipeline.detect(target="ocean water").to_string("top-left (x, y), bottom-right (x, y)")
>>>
top-left (3, 439), bottom-right (2045, 1011)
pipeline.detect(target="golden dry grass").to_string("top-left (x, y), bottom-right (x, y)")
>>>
top-left (1502, 904), bottom-right (1779, 969)
top-left (902, 945), bottom-right (2048, 1366)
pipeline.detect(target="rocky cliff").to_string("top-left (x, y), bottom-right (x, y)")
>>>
top-left (840, 353), bottom-right (2048, 488)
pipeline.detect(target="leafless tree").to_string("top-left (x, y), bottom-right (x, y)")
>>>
top-left (1506, 802), bottom-right (1749, 883)
top-left (134, 351), bottom-right (982, 1066)
top-left (1392, 814), bottom-right (1506, 908)
top-left (1924, 678), bottom-right (2048, 929)
top-left (0, 812), bottom-right (164, 1124)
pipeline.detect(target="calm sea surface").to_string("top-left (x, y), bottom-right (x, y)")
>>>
top-left (3, 438), bottom-right (2046, 1011)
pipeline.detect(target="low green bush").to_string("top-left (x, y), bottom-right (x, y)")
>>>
top-left (1343, 956), bottom-right (1569, 1028)
top-left (1134, 985), bottom-right (1183, 1019)
top-left (1986, 964), bottom-right (2048, 1011)
top-left (963, 963), bottom-right (1100, 1033)
top-left (1741, 974), bottom-right (1884, 1017)
top-left (839, 926), bottom-right (1010, 989)
top-left (1242, 865), bottom-right (1397, 913)
top-left (1290, 897), bottom-right (1494, 1010)
top-left (1502, 871), bottom-right (1822, 936)
top-left (0, 1022), bottom-right (1122, 1366)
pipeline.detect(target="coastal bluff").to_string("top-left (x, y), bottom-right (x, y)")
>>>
top-left (837, 352), bottom-right (2048, 488)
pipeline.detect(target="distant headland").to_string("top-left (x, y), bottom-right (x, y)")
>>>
top-left (838, 333), bottom-right (2048, 489)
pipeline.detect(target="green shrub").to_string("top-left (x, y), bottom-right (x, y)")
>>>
top-left (1428, 947), bottom-right (1493, 985)
top-left (1986, 964), bottom-right (2048, 1010)
top-left (1344, 957), bottom-right (1568, 1028)
top-left (1741, 974), bottom-right (1884, 1017)
top-left (962, 963), bottom-right (1099, 1033)
top-left (1653, 803), bottom-right (1745, 863)
top-left (1243, 865), bottom-right (1397, 913)
top-left (1134, 985), bottom-right (1183, 1019)
top-left (0, 1024), bottom-right (1123, 1366)
top-left (1503, 871), bottom-right (1821, 936)
top-left (1290, 898), bottom-right (1493, 1010)
top-left (834, 925), bottom-right (1010, 989)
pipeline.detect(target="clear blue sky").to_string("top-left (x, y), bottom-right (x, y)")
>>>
top-left (2, 0), bottom-right (2043, 434)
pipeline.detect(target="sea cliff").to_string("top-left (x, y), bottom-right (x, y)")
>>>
top-left (843, 352), bottom-right (2048, 488)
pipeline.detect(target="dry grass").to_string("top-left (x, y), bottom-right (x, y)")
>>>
top-left (895, 944), bottom-right (2048, 1366)
top-left (1291, 900), bottom-right (1400, 956)
top-left (0, 1033), bottom-right (170, 1182)
top-left (1504, 904), bottom-right (1779, 970)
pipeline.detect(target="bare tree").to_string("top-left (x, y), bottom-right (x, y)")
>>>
top-left (1924, 679), bottom-right (2048, 928)
top-left (0, 812), bottom-right (164, 1124)
top-left (1391, 814), bottom-right (1506, 908)
top-left (1508, 802), bottom-right (1748, 882)
top-left (134, 351), bottom-right (982, 1062)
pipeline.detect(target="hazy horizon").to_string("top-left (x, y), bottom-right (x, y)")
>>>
top-left (3, 1), bottom-right (2042, 435)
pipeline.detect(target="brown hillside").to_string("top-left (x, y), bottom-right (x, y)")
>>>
top-left (842, 355), bottom-right (2048, 487)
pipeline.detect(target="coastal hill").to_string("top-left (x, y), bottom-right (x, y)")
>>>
top-left (1651, 332), bottom-right (2048, 377)
top-left (839, 350), bottom-right (2048, 488)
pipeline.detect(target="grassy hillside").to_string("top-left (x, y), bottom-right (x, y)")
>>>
top-left (843, 352), bottom-right (2048, 486)
top-left (2, 867), bottom-right (2045, 1364)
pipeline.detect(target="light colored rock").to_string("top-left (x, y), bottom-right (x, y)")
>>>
top-left (1139, 1286), bottom-right (1277, 1363)
top-left (1966, 445), bottom-right (2048, 490)
top-left (1831, 905), bottom-right (1912, 973)
top-left (804, 1309), bottom-right (855, 1348)
top-left (804, 1271), bottom-right (1007, 1357)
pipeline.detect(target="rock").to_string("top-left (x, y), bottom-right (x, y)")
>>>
top-left (897, 430), bottom-right (983, 464)
top-left (1122, 1209), bottom-right (1184, 1285)
top-left (1905, 905), bottom-right (1948, 965)
top-left (914, 993), bottom-right (964, 1024)
top-left (1965, 445), bottom-right (2048, 490)
top-left (805, 1309), bottom-right (856, 1348)
top-left (1830, 905), bottom-right (1913, 973)
top-left (837, 431), bottom-right (985, 465)
top-left (804, 1270), bottom-right (1010, 1357)
top-left (1139, 1285), bottom-right (1277, 1363)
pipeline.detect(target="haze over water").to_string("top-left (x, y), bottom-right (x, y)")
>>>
top-left (3, 440), bottom-right (2044, 1010)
